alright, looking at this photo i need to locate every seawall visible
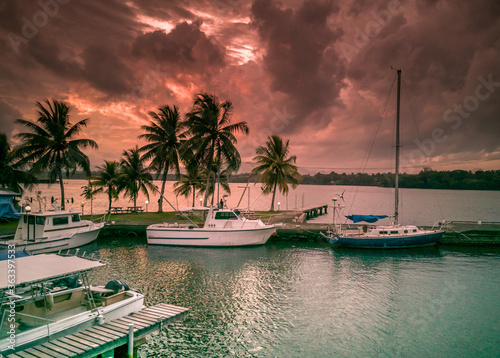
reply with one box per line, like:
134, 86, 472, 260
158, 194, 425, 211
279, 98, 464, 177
100, 221, 500, 246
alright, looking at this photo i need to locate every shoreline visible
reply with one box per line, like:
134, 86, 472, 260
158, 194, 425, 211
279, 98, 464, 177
2, 210, 499, 247
100, 222, 500, 246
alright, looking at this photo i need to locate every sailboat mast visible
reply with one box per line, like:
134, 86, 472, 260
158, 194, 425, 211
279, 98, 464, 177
395, 69, 401, 225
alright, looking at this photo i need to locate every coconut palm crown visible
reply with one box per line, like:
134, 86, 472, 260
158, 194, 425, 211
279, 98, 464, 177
15, 99, 98, 209
119, 146, 155, 208
185, 93, 249, 206
93, 160, 122, 212
251, 135, 302, 211
139, 105, 186, 212
0, 132, 36, 194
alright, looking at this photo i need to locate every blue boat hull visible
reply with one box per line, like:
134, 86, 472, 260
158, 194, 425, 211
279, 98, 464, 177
331, 231, 443, 249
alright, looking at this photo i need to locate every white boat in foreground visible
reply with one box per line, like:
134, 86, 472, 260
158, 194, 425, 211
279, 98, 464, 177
147, 207, 277, 246
0, 209, 105, 254
0, 253, 144, 354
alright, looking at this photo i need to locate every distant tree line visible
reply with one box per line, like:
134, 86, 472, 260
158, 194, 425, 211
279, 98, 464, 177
65, 169, 500, 191
299, 169, 500, 190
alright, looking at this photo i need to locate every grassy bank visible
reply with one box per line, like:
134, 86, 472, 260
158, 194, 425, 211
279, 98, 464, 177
0, 220, 18, 233
0, 210, 284, 236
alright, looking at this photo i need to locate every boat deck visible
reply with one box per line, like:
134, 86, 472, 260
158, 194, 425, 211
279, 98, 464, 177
5, 303, 189, 358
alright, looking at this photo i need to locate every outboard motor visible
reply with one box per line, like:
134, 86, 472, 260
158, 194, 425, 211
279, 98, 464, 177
104, 280, 130, 294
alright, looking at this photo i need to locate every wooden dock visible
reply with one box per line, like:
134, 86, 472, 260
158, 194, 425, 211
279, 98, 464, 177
5, 303, 189, 358
302, 205, 328, 219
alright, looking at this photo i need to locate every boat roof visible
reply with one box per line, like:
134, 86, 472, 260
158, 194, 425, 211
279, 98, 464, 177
0, 254, 104, 290
0, 189, 21, 196
20, 210, 82, 217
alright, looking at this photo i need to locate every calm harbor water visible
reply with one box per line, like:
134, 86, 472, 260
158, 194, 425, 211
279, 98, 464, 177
21, 179, 500, 225
82, 238, 500, 358
17, 180, 500, 356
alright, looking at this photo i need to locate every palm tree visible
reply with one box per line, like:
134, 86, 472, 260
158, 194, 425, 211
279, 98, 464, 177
185, 93, 249, 206
139, 105, 186, 212
251, 135, 302, 211
15, 100, 98, 209
93, 160, 122, 213
120, 146, 155, 208
199, 160, 233, 203
173, 165, 204, 207
80, 180, 96, 215
0, 132, 36, 193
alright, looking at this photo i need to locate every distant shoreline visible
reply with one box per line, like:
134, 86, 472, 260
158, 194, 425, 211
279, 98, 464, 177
34, 169, 500, 191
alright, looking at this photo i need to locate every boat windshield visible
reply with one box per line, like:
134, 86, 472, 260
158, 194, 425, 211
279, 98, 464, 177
214, 211, 238, 220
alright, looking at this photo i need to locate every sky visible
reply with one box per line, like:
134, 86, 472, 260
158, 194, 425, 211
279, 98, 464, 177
0, 0, 499, 175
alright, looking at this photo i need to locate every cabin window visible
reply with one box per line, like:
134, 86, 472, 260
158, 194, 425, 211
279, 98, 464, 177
379, 231, 387, 234
404, 230, 408, 234
215, 212, 238, 220
413, 229, 417, 233
72, 214, 80, 222
28, 216, 35, 225
53, 216, 69, 226
36, 216, 45, 225
23, 215, 28, 223
390, 231, 399, 234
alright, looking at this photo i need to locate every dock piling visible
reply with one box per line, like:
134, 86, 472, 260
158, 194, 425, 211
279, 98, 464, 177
128, 323, 134, 358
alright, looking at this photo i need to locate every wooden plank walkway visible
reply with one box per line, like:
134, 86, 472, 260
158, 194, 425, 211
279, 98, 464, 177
302, 205, 328, 219
6, 303, 189, 358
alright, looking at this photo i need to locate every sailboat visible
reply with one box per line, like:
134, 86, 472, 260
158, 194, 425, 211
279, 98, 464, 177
324, 69, 444, 248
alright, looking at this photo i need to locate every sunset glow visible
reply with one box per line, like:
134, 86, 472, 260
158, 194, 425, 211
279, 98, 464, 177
0, 0, 498, 174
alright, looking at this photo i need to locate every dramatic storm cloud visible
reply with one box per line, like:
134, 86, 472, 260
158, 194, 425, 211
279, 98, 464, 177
0, 0, 499, 173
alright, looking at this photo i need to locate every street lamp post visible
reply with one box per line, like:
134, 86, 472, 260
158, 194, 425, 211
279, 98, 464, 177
145, 200, 149, 212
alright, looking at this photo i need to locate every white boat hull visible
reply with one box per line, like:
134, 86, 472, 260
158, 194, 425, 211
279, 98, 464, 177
0, 223, 105, 254
0, 290, 144, 353
147, 226, 277, 246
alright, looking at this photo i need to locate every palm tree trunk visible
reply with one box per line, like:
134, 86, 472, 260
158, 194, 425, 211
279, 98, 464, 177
215, 147, 222, 207
270, 182, 277, 211
203, 145, 215, 207
108, 191, 112, 213
58, 167, 65, 210
192, 186, 195, 207
159, 163, 169, 212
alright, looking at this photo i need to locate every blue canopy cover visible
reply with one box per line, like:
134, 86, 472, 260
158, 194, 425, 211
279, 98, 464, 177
346, 215, 388, 223
0, 195, 20, 219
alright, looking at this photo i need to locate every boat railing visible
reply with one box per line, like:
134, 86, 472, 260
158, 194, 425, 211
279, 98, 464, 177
431, 221, 442, 231
92, 213, 109, 224
57, 248, 104, 263
0, 311, 54, 336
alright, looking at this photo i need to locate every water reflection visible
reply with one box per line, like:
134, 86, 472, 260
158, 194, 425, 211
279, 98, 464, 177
79, 240, 499, 357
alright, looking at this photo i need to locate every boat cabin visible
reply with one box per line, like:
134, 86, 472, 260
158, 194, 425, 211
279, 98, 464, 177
204, 208, 259, 229
345, 225, 422, 237
14, 211, 88, 242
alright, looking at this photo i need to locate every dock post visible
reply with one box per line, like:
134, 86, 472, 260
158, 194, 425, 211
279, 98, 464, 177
128, 323, 134, 358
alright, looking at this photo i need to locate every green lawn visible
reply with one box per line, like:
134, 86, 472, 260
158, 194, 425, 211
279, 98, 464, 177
0, 220, 18, 232
0, 210, 284, 235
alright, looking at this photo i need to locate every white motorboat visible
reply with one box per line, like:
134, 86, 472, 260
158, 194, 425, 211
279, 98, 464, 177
0, 209, 105, 254
147, 207, 277, 246
0, 253, 144, 354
